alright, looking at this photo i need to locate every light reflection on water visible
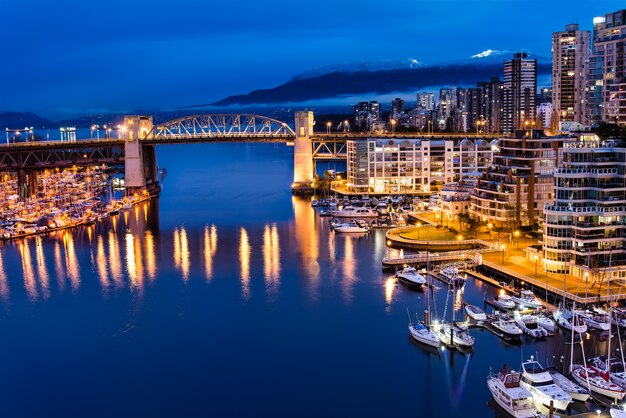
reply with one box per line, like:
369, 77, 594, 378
239, 227, 251, 300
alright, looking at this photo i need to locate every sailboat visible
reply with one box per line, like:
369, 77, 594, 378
407, 254, 440, 348
433, 278, 474, 348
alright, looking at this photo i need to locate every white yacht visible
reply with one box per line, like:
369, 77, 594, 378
520, 357, 572, 411
511, 290, 542, 309
533, 312, 556, 333
571, 365, 626, 400
548, 369, 590, 402
588, 356, 626, 390
439, 266, 465, 286
611, 405, 626, 418
491, 291, 516, 310
331, 206, 379, 218
487, 366, 537, 418
465, 305, 487, 321
577, 310, 611, 332
553, 306, 588, 333
491, 314, 523, 338
408, 321, 440, 348
434, 322, 475, 348
333, 220, 369, 233
514, 313, 549, 338
395, 267, 426, 288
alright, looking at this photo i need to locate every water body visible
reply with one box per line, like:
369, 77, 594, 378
0, 142, 621, 417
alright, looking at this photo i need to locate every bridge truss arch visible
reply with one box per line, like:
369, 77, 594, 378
148, 114, 295, 140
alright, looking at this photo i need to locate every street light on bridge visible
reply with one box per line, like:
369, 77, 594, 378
326, 122, 331, 135
390, 119, 397, 134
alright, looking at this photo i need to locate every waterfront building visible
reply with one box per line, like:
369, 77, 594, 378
543, 134, 626, 283
345, 138, 493, 194
416, 92, 435, 111
503, 53, 537, 134
470, 130, 575, 228
588, 9, 626, 126
552, 24, 590, 128
438, 182, 473, 221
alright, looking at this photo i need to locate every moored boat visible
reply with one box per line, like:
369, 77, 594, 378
487, 365, 537, 418
395, 267, 426, 288
491, 313, 523, 338
465, 304, 487, 321
491, 291, 516, 310
511, 290, 542, 309
514, 312, 549, 338
520, 357, 572, 411
548, 369, 590, 402
571, 365, 625, 401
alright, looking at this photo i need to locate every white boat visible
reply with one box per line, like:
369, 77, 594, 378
465, 305, 487, 321
487, 366, 537, 418
577, 310, 611, 332
571, 365, 626, 400
492, 314, 523, 338
511, 290, 543, 309
439, 266, 465, 286
434, 323, 475, 347
514, 313, 549, 338
491, 292, 516, 310
333, 220, 369, 233
375, 202, 389, 216
553, 306, 588, 333
520, 357, 572, 411
408, 321, 440, 348
534, 313, 556, 333
548, 369, 590, 402
331, 206, 379, 218
611, 405, 626, 418
588, 356, 626, 390
395, 267, 426, 287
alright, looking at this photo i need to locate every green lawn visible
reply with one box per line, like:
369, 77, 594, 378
399, 227, 460, 241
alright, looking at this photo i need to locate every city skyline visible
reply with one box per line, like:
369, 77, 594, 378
0, 0, 623, 119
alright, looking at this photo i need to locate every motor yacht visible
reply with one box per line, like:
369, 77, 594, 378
434, 322, 474, 348
395, 267, 426, 288
491, 313, 523, 338
331, 206, 379, 218
577, 310, 611, 332
514, 313, 549, 338
520, 357, 572, 411
333, 220, 369, 233
491, 291, 516, 310
465, 305, 487, 321
487, 366, 537, 418
511, 290, 542, 309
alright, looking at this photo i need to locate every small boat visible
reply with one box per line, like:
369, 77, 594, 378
395, 267, 426, 288
408, 321, 440, 348
514, 313, 549, 338
492, 313, 523, 338
520, 357, 572, 411
487, 365, 537, 418
439, 266, 465, 286
491, 291, 516, 310
553, 306, 588, 333
533, 312, 556, 333
434, 322, 475, 347
331, 206, 379, 218
465, 305, 487, 321
548, 369, 590, 402
511, 290, 543, 309
611, 405, 626, 418
571, 365, 626, 400
333, 220, 369, 233
577, 310, 611, 332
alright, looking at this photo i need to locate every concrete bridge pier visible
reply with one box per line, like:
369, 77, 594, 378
17, 169, 38, 201
123, 116, 159, 196
291, 111, 315, 195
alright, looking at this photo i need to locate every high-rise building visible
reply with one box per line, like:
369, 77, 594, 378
391, 98, 405, 119
416, 92, 435, 111
552, 24, 590, 128
353, 101, 381, 131
588, 10, 626, 125
437, 88, 456, 130
369, 101, 381, 124
477, 77, 504, 134
543, 135, 626, 280
470, 130, 575, 228
503, 53, 537, 134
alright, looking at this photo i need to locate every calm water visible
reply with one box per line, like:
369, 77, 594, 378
0, 143, 620, 417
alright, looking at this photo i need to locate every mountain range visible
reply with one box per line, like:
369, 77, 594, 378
208, 50, 551, 107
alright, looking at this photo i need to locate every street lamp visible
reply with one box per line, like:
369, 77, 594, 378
476, 119, 485, 138
534, 254, 539, 277
514, 230, 520, 249
391, 119, 396, 134
326, 122, 331, 134
487, 222, 493, 239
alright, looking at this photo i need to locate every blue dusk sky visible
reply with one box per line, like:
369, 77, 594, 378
0, 0, 623, 119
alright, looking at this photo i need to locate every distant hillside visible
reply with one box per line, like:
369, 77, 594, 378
212, 53, 551, 107
0, 111, 54, 129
